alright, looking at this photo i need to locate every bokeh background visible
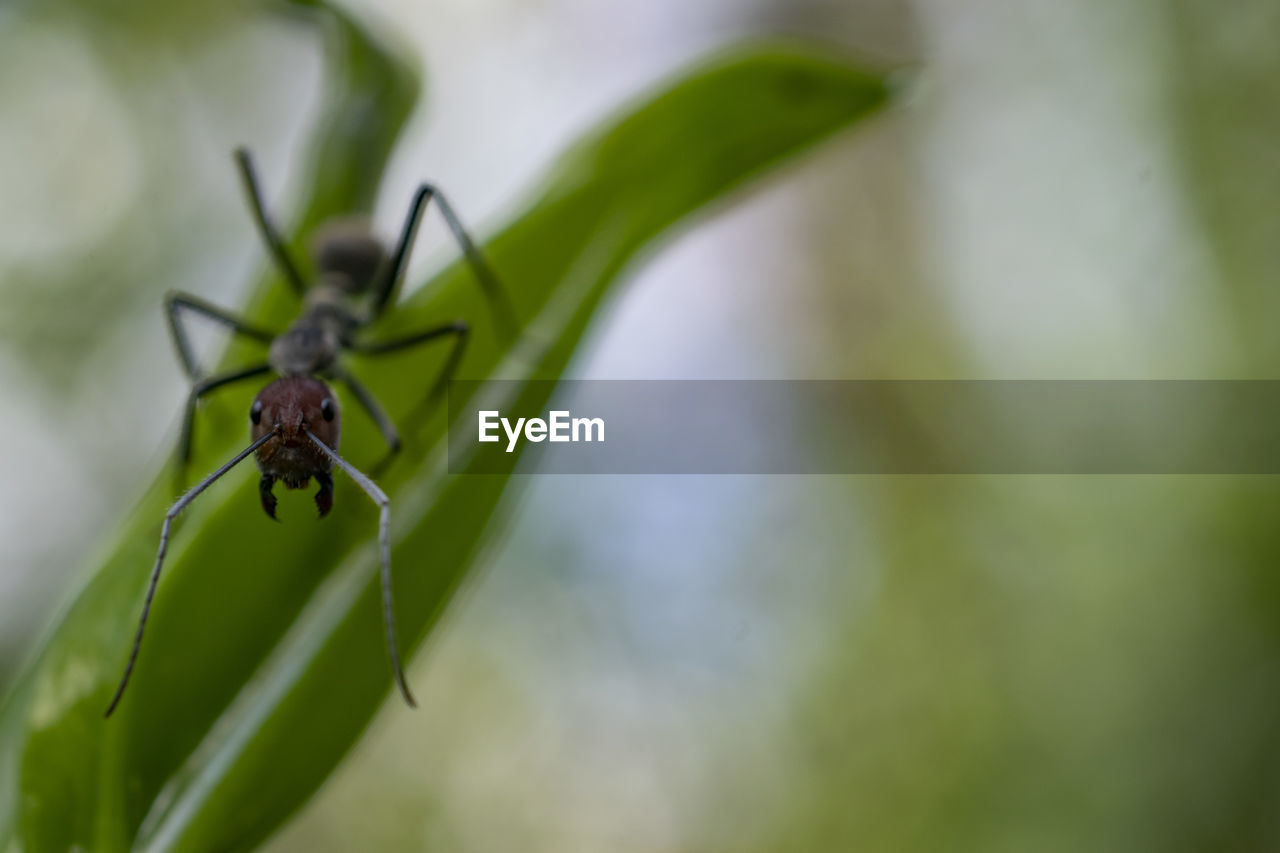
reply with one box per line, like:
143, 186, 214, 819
3, 0, 1280, 850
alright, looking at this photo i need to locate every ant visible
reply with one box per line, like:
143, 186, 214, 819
105, 148, 512, 718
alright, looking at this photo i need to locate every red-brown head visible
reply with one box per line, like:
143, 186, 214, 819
252, 376, 341, 517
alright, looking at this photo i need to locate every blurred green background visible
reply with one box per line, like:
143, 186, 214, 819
3, 0, 1280, 850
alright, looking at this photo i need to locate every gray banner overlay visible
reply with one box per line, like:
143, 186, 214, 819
445, 380, 1280, 474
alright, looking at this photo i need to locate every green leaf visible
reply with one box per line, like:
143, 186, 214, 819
0, 8, 888, 851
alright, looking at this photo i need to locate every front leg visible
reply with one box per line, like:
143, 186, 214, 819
336, 370, 401, 455
343, 321, 470, 459
178, 363, 273, 466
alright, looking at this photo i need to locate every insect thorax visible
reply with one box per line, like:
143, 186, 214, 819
268, 283, 361, 376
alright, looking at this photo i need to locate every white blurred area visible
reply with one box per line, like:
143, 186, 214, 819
0, 0, 1226, 850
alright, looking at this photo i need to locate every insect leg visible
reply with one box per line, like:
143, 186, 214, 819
372, 184, 515, 336
105, 429, 277, 717
234, 147, 308, 297
165, 291, 276, 381
304, 429, 417, 708
335, 369, 401, 455
178, 363, 273, 466
350, 320, 469, 412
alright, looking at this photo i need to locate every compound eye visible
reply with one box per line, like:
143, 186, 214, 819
321, 398, 336, 422
250, 400, 263, 425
